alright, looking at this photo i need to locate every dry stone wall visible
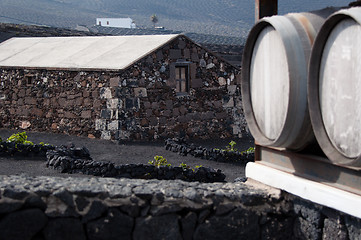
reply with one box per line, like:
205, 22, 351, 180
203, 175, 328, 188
0, 175, 360, 240
0, 36, 247, 141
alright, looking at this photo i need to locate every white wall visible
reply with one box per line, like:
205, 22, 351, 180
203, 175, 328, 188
96, 18, 136, 28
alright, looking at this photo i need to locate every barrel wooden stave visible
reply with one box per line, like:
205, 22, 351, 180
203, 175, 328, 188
308, 7, 361, 166
242, 8, 336, 150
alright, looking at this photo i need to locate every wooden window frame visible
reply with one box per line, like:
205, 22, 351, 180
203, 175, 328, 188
175, 62, 190, 96
24, 75, 35, 85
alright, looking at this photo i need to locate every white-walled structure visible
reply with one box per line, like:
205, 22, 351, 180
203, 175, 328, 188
96, 18, 136, 28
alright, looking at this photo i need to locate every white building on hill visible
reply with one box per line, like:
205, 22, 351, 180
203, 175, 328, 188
96, 18, 136, 28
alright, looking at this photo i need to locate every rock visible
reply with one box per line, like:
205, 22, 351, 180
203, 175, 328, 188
218, 77, 227, 86
206, 63, 215, 69
294, 200, 322, 224
150, 204, 183, 216
194, 208, 260, 240
120, 205, 140, 217
215, 203, 235, 216
261, 216, 294, 240
87, 208, 134, 240
3, 188, 29, 200
322, 218, 348, 240
88, 134, 96, 139
198, 209, 211, 223
181, 212, 197, 240
20, 120, 31, 129
82, 200, 107, 223
345, 215, 361, 240
43, 218, 86, 240
293, 217, 321, 240
24, 196, 47, 210
75, 196, 90, 212
0, 201, 23, 214
133, 214, 181, 240
0, 209, 47, 240
234, 177, 247, 183
53, 188, 74, 208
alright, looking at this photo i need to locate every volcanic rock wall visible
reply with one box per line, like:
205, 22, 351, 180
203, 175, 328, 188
0, 175, 360, 240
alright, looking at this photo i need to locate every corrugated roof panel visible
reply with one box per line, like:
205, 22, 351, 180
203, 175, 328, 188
0, 35, 180, 70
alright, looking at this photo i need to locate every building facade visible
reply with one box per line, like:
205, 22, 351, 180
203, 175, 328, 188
0, 35, 247, 141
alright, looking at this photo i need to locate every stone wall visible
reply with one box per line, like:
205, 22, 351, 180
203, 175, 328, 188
0, 175, 360, 240
0, 36, 247, 141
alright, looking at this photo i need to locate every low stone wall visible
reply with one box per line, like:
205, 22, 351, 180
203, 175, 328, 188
0, 141, 226, 183
0, 141, 54, 158
165, 137, 254, 163
46, 145, 226, 183
0, 175, 360, 240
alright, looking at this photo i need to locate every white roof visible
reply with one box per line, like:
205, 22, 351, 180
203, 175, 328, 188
0, 35, 180, 71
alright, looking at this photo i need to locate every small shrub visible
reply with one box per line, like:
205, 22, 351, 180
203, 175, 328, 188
39, 142, 50, 146
148, 155, 171, 167
214, 140, 238, 152
192, 165, 203, 172
241, 147, 255, 155
226, 140, 237, 152
179, 162, 190, 169
216, 141, 254, 154
6, 132, 33, 145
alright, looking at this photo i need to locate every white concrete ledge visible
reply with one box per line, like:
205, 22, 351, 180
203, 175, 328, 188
246, 162, 361, 219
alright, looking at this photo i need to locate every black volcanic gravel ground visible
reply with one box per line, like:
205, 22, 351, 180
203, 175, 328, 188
0, 129, 254, 182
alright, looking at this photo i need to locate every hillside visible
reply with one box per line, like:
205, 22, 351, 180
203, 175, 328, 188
0, 0, 252, 38
0, 0, 352, 40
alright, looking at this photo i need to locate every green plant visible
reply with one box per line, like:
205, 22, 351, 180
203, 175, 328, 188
6, 132, 33, 145
215, 140, 238, 152
192, 165, 203, 172
226, 140, 237, 152
241, 147, 255, 155
148, 155, 171, 167
179, 162, 190, 169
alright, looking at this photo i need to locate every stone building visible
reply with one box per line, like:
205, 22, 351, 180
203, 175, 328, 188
0, 34, 246, 141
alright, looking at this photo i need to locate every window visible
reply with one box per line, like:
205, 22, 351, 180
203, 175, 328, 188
24, 75, 34, 85
175, 66, 189, 94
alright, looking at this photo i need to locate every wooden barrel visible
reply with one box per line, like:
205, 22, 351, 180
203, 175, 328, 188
308, 7, 361, 166
241, 8, 338, 150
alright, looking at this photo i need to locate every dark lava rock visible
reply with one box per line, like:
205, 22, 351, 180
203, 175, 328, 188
193, 208, 260, 240
322, 218, 348, 240
0, 209, 48, 240
82, 201, 107, 223
133, 214, 181, 240
43, 218, 86, 240
87, 208, 134, 240
0, 201, 23, 214
293, 216, 321, 240
261, 216, 294, 240
181, 212, 197, 240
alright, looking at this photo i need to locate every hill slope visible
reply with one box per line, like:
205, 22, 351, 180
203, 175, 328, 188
0, 0, 352, 39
